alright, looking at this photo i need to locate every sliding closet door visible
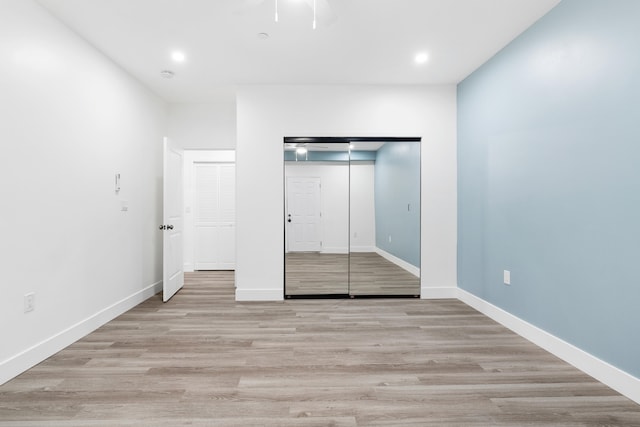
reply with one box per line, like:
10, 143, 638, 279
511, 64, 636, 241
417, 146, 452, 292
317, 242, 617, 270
284, 143, 350, 297
349, 141, 421, 296
284, 137, 421, 298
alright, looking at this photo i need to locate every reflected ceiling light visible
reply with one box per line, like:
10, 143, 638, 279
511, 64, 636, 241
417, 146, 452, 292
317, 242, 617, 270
171, 51, 186, 62
296, 147, 308, 155
415, 52, 429, 65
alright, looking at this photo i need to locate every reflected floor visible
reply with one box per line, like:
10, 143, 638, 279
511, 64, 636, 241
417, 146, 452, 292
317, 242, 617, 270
285, 252, 420, 296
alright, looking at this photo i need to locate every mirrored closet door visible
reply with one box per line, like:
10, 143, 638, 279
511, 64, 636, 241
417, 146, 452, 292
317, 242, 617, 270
284, 142, 350, 296
284, 137, 420, 298
348, 140, 421, 296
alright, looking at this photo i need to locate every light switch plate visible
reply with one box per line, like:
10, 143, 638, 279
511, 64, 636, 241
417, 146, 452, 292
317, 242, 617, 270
503, 270, 511, 285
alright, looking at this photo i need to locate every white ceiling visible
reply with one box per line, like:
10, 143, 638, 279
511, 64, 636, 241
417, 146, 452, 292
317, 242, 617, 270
36, 0, 560, 104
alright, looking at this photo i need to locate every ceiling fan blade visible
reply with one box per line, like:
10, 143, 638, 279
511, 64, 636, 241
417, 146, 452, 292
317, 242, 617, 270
301, 0, 338, 27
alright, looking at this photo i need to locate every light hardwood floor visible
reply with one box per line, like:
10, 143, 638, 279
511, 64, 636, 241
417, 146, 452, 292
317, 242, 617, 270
285, 252, 420, 296
1, 271, 639, 426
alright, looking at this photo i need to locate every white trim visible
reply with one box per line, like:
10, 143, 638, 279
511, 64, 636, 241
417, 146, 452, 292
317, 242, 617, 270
0, 280, 162, 386
375, 247, 420, 277
421, 286, 458, 299
183, 262, 195, 273
457, 289, 640, 406
235, 288, 284, 301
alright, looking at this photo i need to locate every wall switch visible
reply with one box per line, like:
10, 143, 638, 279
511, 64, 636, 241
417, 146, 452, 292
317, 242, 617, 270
388, 235, 392, 243
24, 292, 35, 313
503, 270, 511, 285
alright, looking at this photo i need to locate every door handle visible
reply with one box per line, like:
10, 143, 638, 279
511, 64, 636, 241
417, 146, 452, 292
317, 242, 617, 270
159, 225, 166, 230
287, 214, 291, 223
167, 225, 174, 230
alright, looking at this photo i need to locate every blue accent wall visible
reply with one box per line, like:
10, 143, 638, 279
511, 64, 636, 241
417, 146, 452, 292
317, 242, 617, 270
458, 0, 640, 377
375, 141, 420, 267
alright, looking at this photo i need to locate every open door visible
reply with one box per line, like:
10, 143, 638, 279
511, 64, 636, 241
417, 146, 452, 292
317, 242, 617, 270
162, 137, 184, 302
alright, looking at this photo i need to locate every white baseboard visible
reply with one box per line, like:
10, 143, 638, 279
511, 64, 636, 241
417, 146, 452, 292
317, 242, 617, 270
235, 288, 284, 301
457, 289, 640, 405
420, 286, 458, 299
375, 247, 420, 277
183, 262, 194, 273
349, 246, 376, 253
321, 246, 349, 254
0, 280, 162, 386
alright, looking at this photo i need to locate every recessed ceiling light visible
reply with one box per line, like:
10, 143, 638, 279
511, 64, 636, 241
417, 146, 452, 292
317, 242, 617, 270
160, 70, 175, 79
257, 32, 270, 40
296, 147, 308, 155
171, 51, 186, 62
415, 52, 429, 65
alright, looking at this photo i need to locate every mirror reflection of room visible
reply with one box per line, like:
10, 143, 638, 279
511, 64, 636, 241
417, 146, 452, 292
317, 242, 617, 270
349, 140, 420, 296
284, 142, 350, 296
284, 138, 420, 298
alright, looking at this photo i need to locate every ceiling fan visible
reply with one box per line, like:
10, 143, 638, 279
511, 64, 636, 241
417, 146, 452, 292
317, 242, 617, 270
235, 0, 338, 28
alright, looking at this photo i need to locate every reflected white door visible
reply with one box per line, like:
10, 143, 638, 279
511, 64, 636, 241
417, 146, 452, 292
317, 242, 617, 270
286, 176, 321, 252
194, 163, 235, 270
163, 137, 184, 302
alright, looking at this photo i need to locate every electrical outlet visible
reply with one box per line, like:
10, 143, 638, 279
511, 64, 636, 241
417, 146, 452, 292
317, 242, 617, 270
503, 270, 511, 285
24, 293, 35, 313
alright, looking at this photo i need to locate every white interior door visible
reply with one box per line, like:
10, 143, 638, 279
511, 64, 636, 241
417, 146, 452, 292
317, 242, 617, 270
194, 163, 235, 270
163, 137, 184, 302
286, 176, 322, 252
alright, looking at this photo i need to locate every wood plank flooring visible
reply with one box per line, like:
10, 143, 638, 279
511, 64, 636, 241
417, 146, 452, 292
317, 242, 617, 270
1, 271, 639, 426
285, 252, 420, 296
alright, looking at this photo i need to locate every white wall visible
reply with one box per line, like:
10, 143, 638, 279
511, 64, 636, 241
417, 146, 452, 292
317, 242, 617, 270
183, 150, 236, 272
236, 85, 457, 300
0, 0, 166, 384
168, 102, 236, 149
